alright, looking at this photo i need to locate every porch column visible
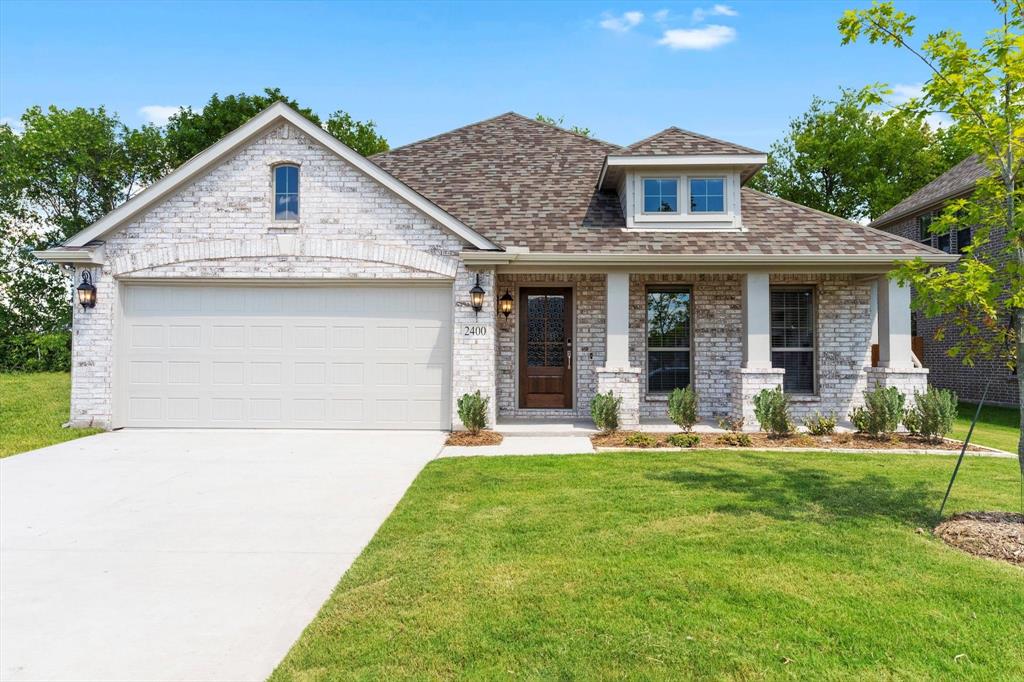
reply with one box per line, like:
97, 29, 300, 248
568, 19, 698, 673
866, 275, 927, 417
731, 272, 783, 431
876, 276, 913, 368
741, 272, 772, 369
596, 271, 640, 427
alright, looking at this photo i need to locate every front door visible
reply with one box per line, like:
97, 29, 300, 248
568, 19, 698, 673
519, 288, 573, 408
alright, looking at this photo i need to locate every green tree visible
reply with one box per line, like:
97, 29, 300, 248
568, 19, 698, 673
325, 110, 389, 156
839, 0, 1023, 472
535, 113, 591, 137
750, 87, 960, 221
0, 106, 167, 370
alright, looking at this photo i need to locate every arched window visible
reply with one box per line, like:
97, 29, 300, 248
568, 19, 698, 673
274, 164, 299, 220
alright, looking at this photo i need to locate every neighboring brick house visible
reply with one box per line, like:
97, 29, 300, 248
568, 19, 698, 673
37, 103, 954, 431
871, 155, 1018, 407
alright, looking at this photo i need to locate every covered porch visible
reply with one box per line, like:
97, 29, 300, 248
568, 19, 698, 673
468, 252, 927, 432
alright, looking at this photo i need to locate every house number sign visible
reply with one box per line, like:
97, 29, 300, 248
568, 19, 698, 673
463, 325, 488, 336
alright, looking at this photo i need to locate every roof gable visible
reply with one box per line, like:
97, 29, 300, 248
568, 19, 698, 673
63, 102, 498, 250
622, 127, 763, 156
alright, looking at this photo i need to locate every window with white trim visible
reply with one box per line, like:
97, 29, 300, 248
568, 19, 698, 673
642, 178, 679, 214
646, 287, 691, 393
689, 177, 725, 213
770, 287, 815, 394
274, 164, 299, 220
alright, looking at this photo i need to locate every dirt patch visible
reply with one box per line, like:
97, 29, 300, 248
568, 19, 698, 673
935, 512, 1024, 566
591, 431, 987, 452
445, 431, 503, 446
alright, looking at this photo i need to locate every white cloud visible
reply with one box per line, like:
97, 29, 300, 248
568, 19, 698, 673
653, 9, 670, 23
692, 4, 738, 23
658, 24, 736, 50
0, 116, 23, 133
138, 105, 182, 126
600, 10, 644, 32
885, 83, 949, 129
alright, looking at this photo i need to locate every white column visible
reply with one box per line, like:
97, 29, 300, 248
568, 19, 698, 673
605, 271, 631, 369
877, 275, 914, 368
741, 272, 772, 369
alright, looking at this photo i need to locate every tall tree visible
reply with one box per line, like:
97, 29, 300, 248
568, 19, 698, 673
325, 110, 389, 156
750, 87, 961, 221
839, 0, 1023, 473
0, 106, 167, 370
535, 113, 591, 137
164, 88, 389, 164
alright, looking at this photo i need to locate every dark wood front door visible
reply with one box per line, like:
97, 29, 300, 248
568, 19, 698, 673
519, 288, 573, 409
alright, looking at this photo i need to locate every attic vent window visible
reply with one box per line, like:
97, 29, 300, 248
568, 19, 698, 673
274, 164, 299, 221
642, 178, 679, 213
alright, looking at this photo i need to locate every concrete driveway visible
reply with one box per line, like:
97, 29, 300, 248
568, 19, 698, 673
0, 429, 443, 682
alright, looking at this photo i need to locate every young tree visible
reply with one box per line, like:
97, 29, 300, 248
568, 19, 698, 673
839, 0, 1023, 471
750, 87, 961, 221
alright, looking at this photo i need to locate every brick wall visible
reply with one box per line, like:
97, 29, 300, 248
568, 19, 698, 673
69, 122, 494, 428
878, 211, 1018, 406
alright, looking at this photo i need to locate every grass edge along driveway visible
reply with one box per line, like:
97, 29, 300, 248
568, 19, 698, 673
0, 372, 102, 458
272, 449, 1024, 681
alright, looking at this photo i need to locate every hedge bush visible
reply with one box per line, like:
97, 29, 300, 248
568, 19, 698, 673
456, 391, 489, 435
850, 386, 905, 438
667, 432, 700, 448
804, 411, 837, 436
753, 386, 794, 436
590, 391, 622, 433
904, 387, 958, 443
667, 386, 699, 432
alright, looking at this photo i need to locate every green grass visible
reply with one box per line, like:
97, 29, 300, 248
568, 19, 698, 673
952, 402, 1020, 453
0, 372, 102, 458
273, 450, 1024, 681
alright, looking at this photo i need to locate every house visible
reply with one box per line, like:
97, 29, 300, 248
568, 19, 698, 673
871, 154, 1018, 407
36, 103, 955, 431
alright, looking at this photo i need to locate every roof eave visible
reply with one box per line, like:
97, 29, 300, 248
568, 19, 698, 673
598, 153, 768, 190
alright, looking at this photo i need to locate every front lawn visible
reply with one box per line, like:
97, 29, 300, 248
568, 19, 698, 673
952, 402, 1020, 453
273, 450, 1023, 681
0, 372, 102, 458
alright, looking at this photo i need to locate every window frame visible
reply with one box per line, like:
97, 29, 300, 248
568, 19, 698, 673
640, 176, 682, 216
272, 163, 300, 222
917, 212, 934, 246
956, 226, 972, 254
688, 176, 727, 215
644, 285, 693, 395
769, 285, 817, 396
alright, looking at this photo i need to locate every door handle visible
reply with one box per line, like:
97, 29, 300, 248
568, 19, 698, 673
566, 338, 573, 370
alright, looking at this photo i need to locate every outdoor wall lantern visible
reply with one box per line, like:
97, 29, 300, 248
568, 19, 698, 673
469, 273, 486, 315
499, 289, 514, 318
77, 270, 97, 311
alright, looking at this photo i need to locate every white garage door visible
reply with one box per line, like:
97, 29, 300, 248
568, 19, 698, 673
118, 284, 452, 429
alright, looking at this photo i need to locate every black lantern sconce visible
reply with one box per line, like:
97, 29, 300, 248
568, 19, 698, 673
469, 273, 486, 315
77, 270, 97, 311
499, 289, 514, 318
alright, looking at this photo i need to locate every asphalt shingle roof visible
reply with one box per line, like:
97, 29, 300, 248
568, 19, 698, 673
871, 154, 988, 228
621, 127, 763, 156
372, 112, 945, 259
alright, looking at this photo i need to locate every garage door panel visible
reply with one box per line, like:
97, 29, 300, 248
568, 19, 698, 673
120, 285, 451, 429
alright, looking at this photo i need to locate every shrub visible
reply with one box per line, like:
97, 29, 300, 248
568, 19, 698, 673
667, 386, 698, 432
590, 391, 622, 433
667, 432, 700, 448
717, 432, 753, 447
904, 387, 958, 443
456, 391, 489, 435
753, 387, 794, 436
624, 432, 658, 448
850, 386, 905, 438
804, 411, 837, 436
717, 416, 744, 433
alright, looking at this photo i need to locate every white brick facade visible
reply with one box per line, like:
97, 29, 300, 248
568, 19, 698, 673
68, 123, 495, 429
64, 121, 907, 434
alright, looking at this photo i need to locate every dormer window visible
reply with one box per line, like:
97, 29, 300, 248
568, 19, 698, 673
689, 177, 725, 213
642, 178, 679, 214
274, 164, 299, 221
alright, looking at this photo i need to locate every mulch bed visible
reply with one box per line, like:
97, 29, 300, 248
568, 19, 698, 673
591, 431, 986, 452
445, 430, 503, 446
934, 512, 1024, 566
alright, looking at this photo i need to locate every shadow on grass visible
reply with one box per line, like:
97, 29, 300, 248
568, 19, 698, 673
646, 456, 936, 526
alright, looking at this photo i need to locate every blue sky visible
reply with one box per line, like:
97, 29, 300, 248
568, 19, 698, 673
0, 1, 992, 150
